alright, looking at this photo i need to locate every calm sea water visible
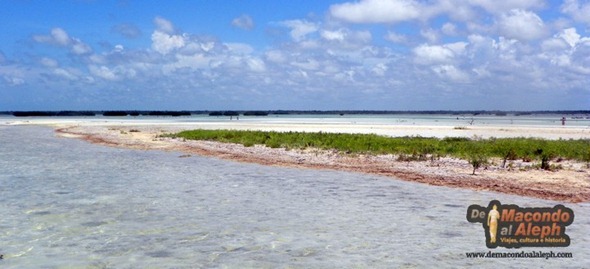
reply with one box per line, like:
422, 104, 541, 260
1, 113, 589, 127
1, 126, 588, 268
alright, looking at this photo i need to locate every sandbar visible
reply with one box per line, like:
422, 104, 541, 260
4, 118, 590, 202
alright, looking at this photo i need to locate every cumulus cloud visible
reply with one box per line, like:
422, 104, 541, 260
112, 23, 142, 39
321, 29, 346, 41
151, 31, 186, 54
561, 0, 590, 25
470, 0, 545, 14
11, 8, 590, 110
33, 28, 70, 46
432, 64, 469, 82
246, 57, 266, 72
33, 28, 92, 54
151, 17, 186, 54
420, 28, 439, 43
231, 14, 255, 30
330, 0, 421, 23
71, 38, 92, 55
540, 27, 590, 76
413, 42, 467, 64
496, 9, 546, 41
559, 28, 584, 47
280, 20, 319, 41
319, 28, 372, 49
54, 68, 79, 80
441, 23, 458, 36
88, 65, 136, 81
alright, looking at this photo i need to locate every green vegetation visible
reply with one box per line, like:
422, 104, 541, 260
167, 129, 590, 170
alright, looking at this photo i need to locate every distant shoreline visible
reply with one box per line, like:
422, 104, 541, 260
2, 109, 590, 118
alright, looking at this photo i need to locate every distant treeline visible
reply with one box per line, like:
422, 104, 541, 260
8, 111, 194, 117
3, 110, 590, 117
102, 111, 192, 117
12, 111, 97, 117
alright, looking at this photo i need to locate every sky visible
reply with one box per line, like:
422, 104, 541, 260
1, 0, 589, 111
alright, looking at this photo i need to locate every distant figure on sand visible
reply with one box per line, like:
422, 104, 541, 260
561, 117, 566, 126
487, 205, 500, 244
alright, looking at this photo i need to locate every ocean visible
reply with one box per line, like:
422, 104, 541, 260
0, 125, 588, 268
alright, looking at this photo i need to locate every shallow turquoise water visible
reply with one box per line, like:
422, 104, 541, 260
0, 126, 588, 268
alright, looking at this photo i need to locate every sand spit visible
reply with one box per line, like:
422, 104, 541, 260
52, 124, 590, 203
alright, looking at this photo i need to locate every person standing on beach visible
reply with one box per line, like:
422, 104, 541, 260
487, 205, 500, 244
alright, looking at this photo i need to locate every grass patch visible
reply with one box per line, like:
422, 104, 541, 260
166, 129, 590, 164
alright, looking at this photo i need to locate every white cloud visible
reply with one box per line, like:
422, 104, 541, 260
330, 0, 421, 23
540, 27, 590, 76
88, 65, 136, 81
265, 50, 287, 63
321, 29, 346, 41
33, 28, 70, 46
246, 57, 266, 72
232, 14, 255, 30
413, 42, 467, 64
291, 59, 320, 70
384, 31, 407, 43
426, 0, 476, 21
541, 38, 568, 52
11, 11, 590, 110
496, 9, 546, 41
88, 65, 119, 81
71, 38, 92, 55
40, 57, 58, 67
432, 64, 469, 82
558, 27, 585, 47
420, 28, 439, 43
561, 0, 590, 25
54, 68, 78, 80
225, 43, 254, 54
51, 28, 70, 46
151, 31, 186, 55
150, 16, 186, 55
154, 16, 176, 34
114, 45, 125, 52
470, 0, 544, 14
372, 63, 388, 76
200, 42, 215, 52
163, 53, 211, 73
441, 23, 458, 36
319, 28, 372, 49
3, 76, 25, 86
280, 20, 319, 41
33, 28, 92, 54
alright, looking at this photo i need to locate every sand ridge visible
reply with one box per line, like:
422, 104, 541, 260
52, 124, 590, 203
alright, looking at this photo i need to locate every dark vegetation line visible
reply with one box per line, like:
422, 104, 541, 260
169, 129, 590, 174
3, 110, 590, 117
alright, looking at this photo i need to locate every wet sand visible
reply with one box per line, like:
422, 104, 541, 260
40, 121, 590, 203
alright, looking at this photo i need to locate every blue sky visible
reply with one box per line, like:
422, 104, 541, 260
1, 0, 589, 110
